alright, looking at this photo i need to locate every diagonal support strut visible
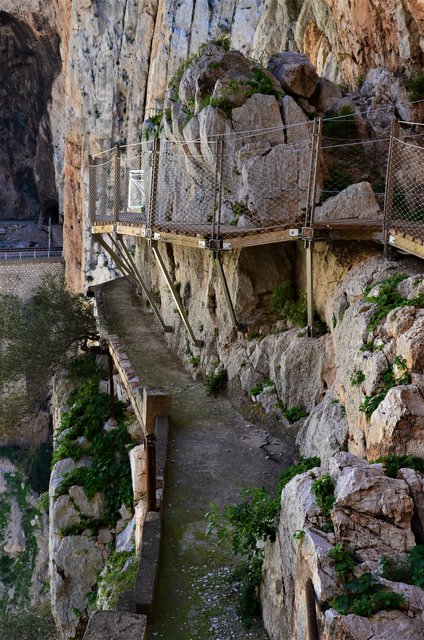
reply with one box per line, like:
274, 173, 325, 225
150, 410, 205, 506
214, 251, 238, 330
95, 234, 173, 334
151, 241, 204, 348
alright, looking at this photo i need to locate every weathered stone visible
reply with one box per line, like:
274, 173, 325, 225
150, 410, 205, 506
281, 95, 312, 143
367, 385, 424, 458
396, 317, 424, 371
51, 536, 105, 640
82, 611, 146, 640
384, 306, 416, 339
116, 516, 136, 553
68, 486, 105, 519
332, 454, 415, 561
130, 445, 146, 502
398, 468, 424, 542
323, 607, 424, 640
314, 77, 342, 113
51, 494, 80, 531
2, 498, 25, 556
296, 394, 348, 465
268, 51, 318, 98
49, 458, 76, 497
315, 182, 382, 221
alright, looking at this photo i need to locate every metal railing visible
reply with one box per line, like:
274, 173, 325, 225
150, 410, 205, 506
384, 120, 424, 244
89, 117, 424, 253
0, 248, 63, 260
89, 123, 316, 240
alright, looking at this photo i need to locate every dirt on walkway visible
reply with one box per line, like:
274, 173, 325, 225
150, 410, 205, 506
101, 278, 295, 640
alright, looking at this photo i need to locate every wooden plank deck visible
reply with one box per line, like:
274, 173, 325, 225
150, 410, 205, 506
91, 217, 424, 259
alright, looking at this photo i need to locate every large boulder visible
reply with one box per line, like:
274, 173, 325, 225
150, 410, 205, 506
268, 51, 319, 98
315, 181, 382, 221
330, 454, 415, 561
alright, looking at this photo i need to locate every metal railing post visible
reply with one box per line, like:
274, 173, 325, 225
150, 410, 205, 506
304, 118, 322, 337
147, 137, 160, 236
383, 117, 400, 258
216, 138, 224, 240
88, 156, 95, 222
114, 145, 121, 224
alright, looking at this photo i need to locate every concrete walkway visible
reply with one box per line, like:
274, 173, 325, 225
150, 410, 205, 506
102, 279, 294, 640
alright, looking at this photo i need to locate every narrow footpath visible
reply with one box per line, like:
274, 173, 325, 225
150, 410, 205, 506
102, 279, 294, 640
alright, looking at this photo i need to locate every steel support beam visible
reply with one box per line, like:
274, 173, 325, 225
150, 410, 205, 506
95, 235, 173, 334
383, 117, 400, 258
151, 241, 204, 348
214, 251, 238, 330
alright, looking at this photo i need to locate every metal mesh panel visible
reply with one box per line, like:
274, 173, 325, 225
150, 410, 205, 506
219, 125, 313, 237
319, 138, 389, 219
118, 145, 150, 226
89, 150, 116, 224
388, 137, 424, 242
152, 141, 218, 236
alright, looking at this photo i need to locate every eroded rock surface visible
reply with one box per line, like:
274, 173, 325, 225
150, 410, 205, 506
262, 452, 424, 640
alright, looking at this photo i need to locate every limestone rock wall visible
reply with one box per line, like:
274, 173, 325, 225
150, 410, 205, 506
261, 452, 424, 640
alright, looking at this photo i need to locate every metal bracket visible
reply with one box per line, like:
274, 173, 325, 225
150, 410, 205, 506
289, 228, 300, 237
301, 227, 314, 240
389, 234, 396, 244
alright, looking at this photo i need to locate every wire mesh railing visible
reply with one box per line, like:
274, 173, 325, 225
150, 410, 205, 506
386, 135, 424, 243
89, 117, 424, 253
89, 125, 316, 238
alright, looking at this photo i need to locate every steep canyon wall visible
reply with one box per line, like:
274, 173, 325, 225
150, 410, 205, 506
3, 0, 423, 287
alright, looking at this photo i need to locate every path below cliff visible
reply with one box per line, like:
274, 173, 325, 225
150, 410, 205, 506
101, 278, 294, 640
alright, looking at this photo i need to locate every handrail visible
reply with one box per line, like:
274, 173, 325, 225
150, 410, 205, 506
0, 248, 63, 260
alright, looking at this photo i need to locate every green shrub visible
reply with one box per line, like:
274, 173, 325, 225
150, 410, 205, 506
277, 402, 309, 423
359, 356, 411, 419
206, 457, 320, 625
323, 105, 357, 139
204, 368, 227, 396
405, 73, 424, 102
94, 549, 138, 609
311, 474, 335, 525
330, 572, 405, 617
328, 544, 355, 580
350, 370, 365, 386
54, 376, 134, 531
364, 273, 424, 331
377, 454, 424, 478
250, 378, 274, 397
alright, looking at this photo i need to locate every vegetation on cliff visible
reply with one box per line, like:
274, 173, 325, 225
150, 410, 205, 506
0, 274, 97, 435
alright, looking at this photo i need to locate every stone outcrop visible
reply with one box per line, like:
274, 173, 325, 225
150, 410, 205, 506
261, 452, 424, 640
0, 456, 50, 611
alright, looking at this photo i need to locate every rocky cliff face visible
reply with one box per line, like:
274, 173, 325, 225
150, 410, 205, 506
0, 2, 62, 222
3, 0, 424, 284
261, 452, 424, 640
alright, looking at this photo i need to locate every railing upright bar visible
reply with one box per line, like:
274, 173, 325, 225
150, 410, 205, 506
212, 141, 220, 239
114, 145, 121, 224
304, 118, 322, 337
147, 137, 160, 236
88, 156, 95, 222
383, 117, 400, 256
216, 139, 224, 240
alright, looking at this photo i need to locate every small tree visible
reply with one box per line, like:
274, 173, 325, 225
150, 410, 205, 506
0, 273, 98, 434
